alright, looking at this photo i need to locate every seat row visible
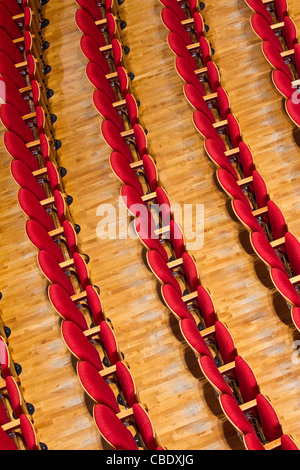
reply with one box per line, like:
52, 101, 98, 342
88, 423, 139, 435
75, 0, 299, 450
245, 0, 300, 128
158, 0, 300, 333
0, 0, 53, 450
0, 0, 164, 451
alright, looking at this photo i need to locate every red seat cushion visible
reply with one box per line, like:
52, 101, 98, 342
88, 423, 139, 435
101, 120, 133, 162
184, 83, 215, 123
219, 393, 256, 435
100, 321, 120, 365
77, 361, 120, 412
11, 160, 48, 201
250, 231, 286, 272
4, 131, 40, 171
285, 232, 300, 275
76, 0, 103, 21
179, 318, 214, 359
38, 250, 75, 296
193, 110, 227, 151
239, 141, 255, 178
256, 394, 282, 442
252, 170, 269, 209
81, 36, 111, 75
48, 283, 89, 330
86, 285, 105, 326
235, 355, 260, 402
94, 404, 138, 450
267, 200, 287, 240
243, 432, 266, 450
270, 268, 300, 307
18, 188, 55, 232
110, 152, 144, 196
26, 219, 65, 263
251, 13, 283, 52
262, 40, 293, 80
197, 285, 217, 327
133, 403, 158, 450
291, 307, 300, 332
116, 361, 138, 407
147, 250, 182, 295
272, 69, 294, 99
204, 139, 239, 179
216, 169, 252, 209
62, 320, 103, 370
6, 376, 22, 419
199, 355, 235, 397
20, 414, 38, 450
162, 284, 198, 322
0, 427, 18, 450
280, 434, 299, 450
232, 199, 266, 235
215, 321, 237, 364
75, 9, 106, 47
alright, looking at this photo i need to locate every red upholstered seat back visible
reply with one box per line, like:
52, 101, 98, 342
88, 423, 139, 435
179, 318, 214, 358
48, 283, 88, 330
162, 284, 197, 322
38, 250, 75, 296
26, 219, 65, 263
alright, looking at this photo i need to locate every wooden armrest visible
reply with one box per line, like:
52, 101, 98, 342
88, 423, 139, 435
22, 112, 36, 121
121, 129, 135, 138
203, 92, 218, 102
264, 438, 282, 450
99, 44, 113, 53
224, 147, 240, 157
252, 206, 268, 217
2, 419, 21, 433
32, 167, 48, 177
290, 274, 300, 285
112, 99, 126, 108
99, 365, 117, 377
292, 79, 300, 87
270, 237, 285, 248
237, 176, 253, 186
130, 160, 144, 170
105, 71, 118, 80
186, 42, 200, 51
270, 21, 284, 30
218, 361, 236, 374
48, 227, 64, 238
280, 49, 294, 58
95, 16, 117, 26
154, 225, 170, 237
141, 191, 157, 203
26, 139, 41, 149
194, 67, 208, 76
83, 325, 101, 338
182, 290, 198, 303
200, 325, 216, 339
71, 291, 87, 302
167, 258, 183, 269
240, 399, 257, 412
59, 259, 74, 270
212, 119, 228, 130
181, 18, 195, 26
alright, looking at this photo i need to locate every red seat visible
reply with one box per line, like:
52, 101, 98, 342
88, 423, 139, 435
25, 219, 65, 263
272, 70, 295, 99
161, 284, 198, 322
285, 232, 300, 276
250, 13, 283, 52
199, 355, 235, 397
231, 199, 266, 235
262, 41, 294, 80
270, 267, 300, 307
179, 318, 214, 358
250, 231, 287, 272
48, 283, 89, 330
216, 169, 252, 209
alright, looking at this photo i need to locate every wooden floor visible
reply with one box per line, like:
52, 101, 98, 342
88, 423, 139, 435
0, 0, 300, 451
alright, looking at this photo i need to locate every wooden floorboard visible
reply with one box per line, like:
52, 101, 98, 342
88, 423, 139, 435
0, 0, 299, 450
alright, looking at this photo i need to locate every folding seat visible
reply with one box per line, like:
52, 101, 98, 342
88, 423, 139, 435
184, 83, 216, 122
75, 8, 109, 48
101, 120, 147, 163
0, 4, 26, 40
0, 76, 31, 115
1, 413, 43, 450
198, 355, 236, 397
179, 318, 215, 359
282, 16, 298, 51
0, 375, 34, 419
193, 110, 242, 150
10, 159, 49, 200
216, 169, 253, 209
245, 0, 274, 24
0, 51, 28, 89
76, 0, 105, 21
0, 28, 25, 64
78, 360, 140, 409
86, 61, 119, 102
285, 232, 300, 276
0, 425, 18, 450
280, 434, 299, 450
219, 393, 257, 437
243, 432, 299, 450
243, 432, 266, 450
37, 250, 76, 295
285, 98, 300, 128
203, 138, 239, 179
251, 393, 283, 443
25, 219, 67, 265
262, 41, 294, 80
61, 320, 122, 369
250, 13, 283, 52
18, 188, 56, 232
168, 31, 211, 70
272, 70, 297, 99
0, 0, 23, 16
134, 213, 171, 262
93, 404, 139, 450
93, 90, 138, 131
80, 35, 111, 75
77, 361, 121, 413
146, 250, 183, 295
231, 199, 266, 235
159, 0, 188, 21
175, 56, 207, 96
49, 283, 106, 327
250, 231, 287, 273
266, 200, 288, 241
270, 267, 300, 307
232, 355, 260, 404
161, 7, 205, 43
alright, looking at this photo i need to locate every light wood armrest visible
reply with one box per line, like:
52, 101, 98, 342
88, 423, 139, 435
270, 237, 285, 248
32, 167, 48, 177
99, 365, 117, 377
141, 191, 157, 203
181, 18, 194, 26
99, 44, 113, 53
121, 129, 135, 138
292, 79, 300, 87
203, 92, 218, 102
280, 49, 294, 58
154, 225, 170, 237
218, 361, 236, 374
264, 438, 282, 450
2, 419, 21, 433
237, 176, 253, 186
59, 259, 74, 270
49, 227, 64, 237
270, 21, 284, 30
112, 99, 126, 108
194, 67, 208, 76
186, 42, 200, 51
212, 119, 228, 130
71, 291, 87, 302
200, 325, 216, 338
290, 274, 300, 285
26, 139, 41, 149
22, 112, 36, 121
83, 325, 101, 338
105, 71, 118, 80
130, 160, 144, 170
240, 399, 257, 412
224, 147, 240, 157
167, 258, 183, 269
252, 206, 268, 217
182, 290, 198, 303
